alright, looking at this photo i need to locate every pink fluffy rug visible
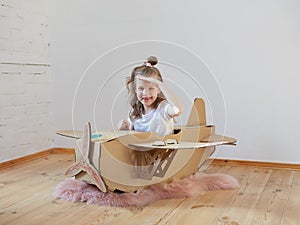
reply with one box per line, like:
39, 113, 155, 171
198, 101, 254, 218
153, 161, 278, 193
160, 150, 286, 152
53, 172, 239, 207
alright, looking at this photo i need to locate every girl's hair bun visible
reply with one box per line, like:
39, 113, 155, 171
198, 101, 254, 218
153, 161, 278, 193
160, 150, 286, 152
147, 56, 158, 66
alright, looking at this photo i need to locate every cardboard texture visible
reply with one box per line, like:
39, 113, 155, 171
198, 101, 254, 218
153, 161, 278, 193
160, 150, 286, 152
57, 98, 236, 192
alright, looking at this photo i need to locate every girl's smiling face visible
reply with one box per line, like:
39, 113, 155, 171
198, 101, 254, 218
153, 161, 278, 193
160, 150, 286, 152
135, 78, 161, 111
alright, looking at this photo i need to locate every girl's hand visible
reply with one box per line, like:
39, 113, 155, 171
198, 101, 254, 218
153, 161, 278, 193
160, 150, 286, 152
137, 75, 184, 116
118, 119, 130, 130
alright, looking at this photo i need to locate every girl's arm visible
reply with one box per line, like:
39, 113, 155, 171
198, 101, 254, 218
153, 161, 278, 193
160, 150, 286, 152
138, 76, 184, 116
117, 119, 134, 130
118, 119, 130, 130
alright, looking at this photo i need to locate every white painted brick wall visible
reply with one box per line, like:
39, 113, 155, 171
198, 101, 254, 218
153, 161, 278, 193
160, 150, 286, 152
0, 0, 53, 162
0, 1, 50, 63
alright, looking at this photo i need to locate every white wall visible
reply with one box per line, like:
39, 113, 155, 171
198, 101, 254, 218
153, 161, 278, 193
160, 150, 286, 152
49, 0, 300, 164
0, 1, 54, 162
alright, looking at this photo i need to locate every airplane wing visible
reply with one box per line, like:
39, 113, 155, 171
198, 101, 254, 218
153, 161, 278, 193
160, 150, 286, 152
128, 140, 229, 151
56, 130, 83, 139
201, 134, 236, 144
56, 130, 139, 141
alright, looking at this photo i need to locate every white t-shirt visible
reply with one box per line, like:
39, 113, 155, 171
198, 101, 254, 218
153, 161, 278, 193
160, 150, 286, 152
130, 100, 179, 136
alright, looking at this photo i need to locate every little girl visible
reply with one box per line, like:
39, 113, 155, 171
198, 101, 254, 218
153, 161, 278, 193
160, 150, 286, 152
118, 56, 183, 136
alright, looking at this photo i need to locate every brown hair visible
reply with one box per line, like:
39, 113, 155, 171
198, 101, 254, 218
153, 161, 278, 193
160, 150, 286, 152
126, 56, 165, 120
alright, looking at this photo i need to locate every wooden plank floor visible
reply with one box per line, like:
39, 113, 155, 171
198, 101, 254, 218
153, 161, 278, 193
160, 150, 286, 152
1, 153, 300, 225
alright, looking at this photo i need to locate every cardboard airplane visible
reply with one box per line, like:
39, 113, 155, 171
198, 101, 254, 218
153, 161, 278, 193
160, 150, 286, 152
57, 98, 236, 192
